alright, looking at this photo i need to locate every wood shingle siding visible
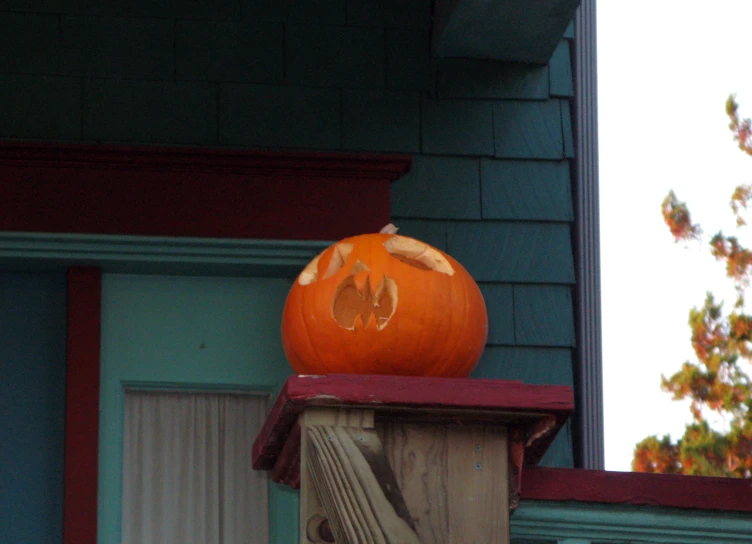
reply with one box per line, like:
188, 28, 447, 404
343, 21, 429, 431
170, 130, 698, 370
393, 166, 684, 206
481, 160, 574, 221
0, 0, 578, 474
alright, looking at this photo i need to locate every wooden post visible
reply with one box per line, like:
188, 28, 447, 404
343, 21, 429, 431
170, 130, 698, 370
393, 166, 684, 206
253, 375, 573, 544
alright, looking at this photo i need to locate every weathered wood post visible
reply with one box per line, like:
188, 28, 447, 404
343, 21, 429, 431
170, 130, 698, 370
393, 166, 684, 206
253, 374, 573, 544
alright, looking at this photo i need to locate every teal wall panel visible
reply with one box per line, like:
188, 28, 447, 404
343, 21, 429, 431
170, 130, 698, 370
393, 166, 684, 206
422, 99, 495, 155
286, 25, 384, 88
0, 73, 81, 140
481, 160, 574, 221
60, 16, 174, 79
0, 12, 61, 73
3, 0, 61, 12
563, 21, 575, 38
175, 21, 283, 82
56, 0, 240, 19
0, 273, 67, 543
514, 285, 576, 346
550, 41, 574, 98
493, 100, 564, 159
219, 84, 340, 148
346, 0, 432, 29
99, 274, 297, 544
447, 222, 576, 283
473, 346, 573, 386
240, 0, 286, 21
342, 90, 420, 152
385, 30, 435, 91
282, 0, 346, 24
392, 220, 448, 252
391, 156, 481, 219
83, 79, 217, 145
437, 60, 549, 99
562, 101, 575, 158
479, 283, 515, 345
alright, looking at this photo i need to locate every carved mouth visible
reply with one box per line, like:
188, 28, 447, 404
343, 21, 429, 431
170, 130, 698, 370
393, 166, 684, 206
332, 272, 397, 331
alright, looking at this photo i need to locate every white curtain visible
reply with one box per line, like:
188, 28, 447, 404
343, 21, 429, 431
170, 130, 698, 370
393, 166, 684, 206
122, 390, 269, 544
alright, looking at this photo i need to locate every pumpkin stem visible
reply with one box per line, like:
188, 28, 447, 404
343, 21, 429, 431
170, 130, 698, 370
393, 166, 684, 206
379, 223, 399, 234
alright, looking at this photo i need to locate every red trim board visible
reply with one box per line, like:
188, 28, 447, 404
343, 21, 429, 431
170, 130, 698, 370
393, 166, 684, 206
0, 142, 411, 241
522, 466, 752, 513
63, 267, 101, 544
252, 374, 574, 485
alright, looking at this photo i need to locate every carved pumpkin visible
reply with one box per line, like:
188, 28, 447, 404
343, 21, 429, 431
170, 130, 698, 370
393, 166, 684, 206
281, 232, 488, 377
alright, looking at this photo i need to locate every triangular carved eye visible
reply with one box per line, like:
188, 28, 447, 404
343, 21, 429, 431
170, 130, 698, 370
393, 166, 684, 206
298, 243, 354, 285
383, 236, 454, 275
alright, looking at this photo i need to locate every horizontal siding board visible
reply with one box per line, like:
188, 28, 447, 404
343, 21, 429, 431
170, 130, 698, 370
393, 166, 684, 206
0, 74, 81, 140
1, 0, 62, 11
563, 20, 575, 38
549, 40, 574, 98
562, 100, 575, 158
472, 346, 573, 385
514, 285, 575, 347
83, 80, 216, 145
479, 283, 514, 345
437, 60, 549, 100
493, 100, 563, 159
240, 0, 286, 21
0, 12, 62, 74
286, 25, 384, 88
282, 0, 346, 24
447, 222, 575, 284
342, 90, 420, 152
391, 156, 481, 219
422, 99, 494, 156
62, 0, 240, 19
539, 420, 574, 467
170, 0, 242, 20
219, 84, 340, 149
385, 30, 435, 92
481, 159, 574, 221
346, 0, 431, 29
390, 220, 447, 252
175, 21, 283, 83
60, 16, 174, 79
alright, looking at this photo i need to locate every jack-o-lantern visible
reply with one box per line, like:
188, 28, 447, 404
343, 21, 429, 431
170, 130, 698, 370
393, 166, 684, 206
281, 230, 487, 377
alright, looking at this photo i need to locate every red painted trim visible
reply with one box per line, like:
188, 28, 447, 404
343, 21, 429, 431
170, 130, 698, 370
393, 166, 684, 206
0, 141, 411, 241
271, 422, 301, 489
252, 374, 574, 482
63, 267, 102, 544
522, 467, 752, 513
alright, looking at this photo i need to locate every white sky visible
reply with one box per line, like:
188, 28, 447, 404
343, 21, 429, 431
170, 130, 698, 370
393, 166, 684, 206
598, 1, 752, 471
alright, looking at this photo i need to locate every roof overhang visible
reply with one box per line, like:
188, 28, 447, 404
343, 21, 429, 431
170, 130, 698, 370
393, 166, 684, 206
432, 0, 582, 63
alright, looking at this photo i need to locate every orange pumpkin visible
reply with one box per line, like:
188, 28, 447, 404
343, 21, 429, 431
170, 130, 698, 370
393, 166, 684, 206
281, 232, 487, 377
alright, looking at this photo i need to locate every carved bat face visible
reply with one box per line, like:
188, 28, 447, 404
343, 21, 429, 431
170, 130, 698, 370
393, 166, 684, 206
296, 236, 454, 332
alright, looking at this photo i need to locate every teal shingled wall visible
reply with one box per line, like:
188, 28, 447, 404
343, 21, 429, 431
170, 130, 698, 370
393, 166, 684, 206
0, 0, 576, 471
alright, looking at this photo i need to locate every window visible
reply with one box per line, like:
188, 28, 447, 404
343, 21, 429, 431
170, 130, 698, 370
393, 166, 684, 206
122, 390, 269, 544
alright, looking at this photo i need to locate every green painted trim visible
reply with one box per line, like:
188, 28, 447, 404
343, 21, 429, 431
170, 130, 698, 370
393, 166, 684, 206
512, 500, 752, 543
0, 232, 330, 277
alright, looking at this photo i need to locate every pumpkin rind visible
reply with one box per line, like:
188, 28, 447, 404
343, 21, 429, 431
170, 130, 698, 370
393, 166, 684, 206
281, 233, 488, 377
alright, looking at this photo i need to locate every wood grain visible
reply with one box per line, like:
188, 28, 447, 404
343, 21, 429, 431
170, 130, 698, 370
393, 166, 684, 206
379, 423, 448, 544
253, 374, 573, 474
446, 426, 508, 544
306, 424, 421, 544
299, 409, 376, 544
379, 422, 509, 544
